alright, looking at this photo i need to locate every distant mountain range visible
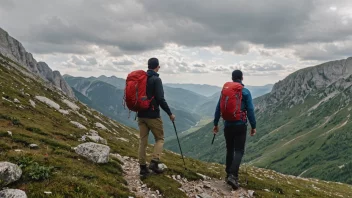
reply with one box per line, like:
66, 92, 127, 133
64, 74, 273, 138
165, 83, 222, 97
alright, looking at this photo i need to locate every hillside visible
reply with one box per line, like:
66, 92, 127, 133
2, 53, 352, 198
166, 57, 352, 186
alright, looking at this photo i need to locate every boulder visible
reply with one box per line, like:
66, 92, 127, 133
29, 99, 36, 108
62, 99, 80, 111
70, 121, 87, 130
0, 189, 27, 198
95, 122, 108, 130
74, 143, 110, 163
0, 162, 22, 185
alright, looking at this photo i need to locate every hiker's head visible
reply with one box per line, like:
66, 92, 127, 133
232, 70, 243, 81
148, 58, 160, 72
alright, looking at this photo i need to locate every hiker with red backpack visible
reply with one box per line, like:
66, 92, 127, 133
124, 57, 176, 177
213, 70, 257, 190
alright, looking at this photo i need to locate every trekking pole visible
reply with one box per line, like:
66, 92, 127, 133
211, 134, 216, 145
172, 121, 187, 170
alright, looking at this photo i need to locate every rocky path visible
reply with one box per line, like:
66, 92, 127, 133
117, 155, 163, 198
116, 154, 255, 198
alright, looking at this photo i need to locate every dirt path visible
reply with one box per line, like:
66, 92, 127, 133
113, 153, 254, 198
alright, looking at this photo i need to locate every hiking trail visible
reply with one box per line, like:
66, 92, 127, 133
117, 154, 254, 198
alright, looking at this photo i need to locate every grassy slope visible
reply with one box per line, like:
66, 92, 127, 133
1, 55, 352, 197
0, 55, 222, 198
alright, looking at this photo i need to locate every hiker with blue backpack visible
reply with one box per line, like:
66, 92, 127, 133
213, 70, 257, 190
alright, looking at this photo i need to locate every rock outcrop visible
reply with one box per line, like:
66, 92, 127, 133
0, 28, 75, 98
256, 57, 352, 112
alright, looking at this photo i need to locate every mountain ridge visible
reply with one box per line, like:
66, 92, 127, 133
0, 28, 75, 98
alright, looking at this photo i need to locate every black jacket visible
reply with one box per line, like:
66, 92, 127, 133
137, 70, 172, 118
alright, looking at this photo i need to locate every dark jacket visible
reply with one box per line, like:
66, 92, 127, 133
137, 70, 172, 118
214, 80, 256, 129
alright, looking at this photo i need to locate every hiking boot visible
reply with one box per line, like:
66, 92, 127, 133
225, 174, 229, 183
148, 159, 164, 174
140, 165, 150, 177
227, 174, 239, 190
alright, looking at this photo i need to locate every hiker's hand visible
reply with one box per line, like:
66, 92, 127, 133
213, 126, 219, 134
250, 129, 256, 136
169, 114, 176, 122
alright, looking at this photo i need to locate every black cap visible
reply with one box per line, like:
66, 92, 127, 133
148, 58, 159, 69
232, 70, 243, 81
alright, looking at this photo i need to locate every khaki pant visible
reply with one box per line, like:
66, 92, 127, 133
138, 118, 164, 165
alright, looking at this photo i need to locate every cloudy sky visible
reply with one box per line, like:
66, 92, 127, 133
1, 0, 352, 86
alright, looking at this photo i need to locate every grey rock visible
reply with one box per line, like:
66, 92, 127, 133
74, 142, 110, 163
13, 98, 20, 103
52, 70, 75, 98
86, 136, 107, 145
0, 162, 22, 185
197, 193, 212, 198
29, 144, 39, 149
196, 173, 211, 180
0, 189, 27, 198
203, 184, 211, 189
248, 190, 255, 197
110, 153, 125, 163
29, 100, 36, 108
7, 131, 12, 137
89, 129, 99, 136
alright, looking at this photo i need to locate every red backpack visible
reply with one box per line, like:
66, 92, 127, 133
220, 82, 247, 121
123, 70, 153, 112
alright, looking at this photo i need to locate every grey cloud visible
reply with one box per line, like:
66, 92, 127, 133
193, 64, 206, 68
0, 0, 351, 61
240, 61, 285, 72
113, 60, 135, 66
23, 42, 93, 55
160, 57, 210, 74
293, 40, 352, 61
71, 56, 98, 66
0, 0, 15, 10
78, 66, 94, 72
211, 66, 231, 72
100, 64, 131, 72
87, 57, 98, 65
